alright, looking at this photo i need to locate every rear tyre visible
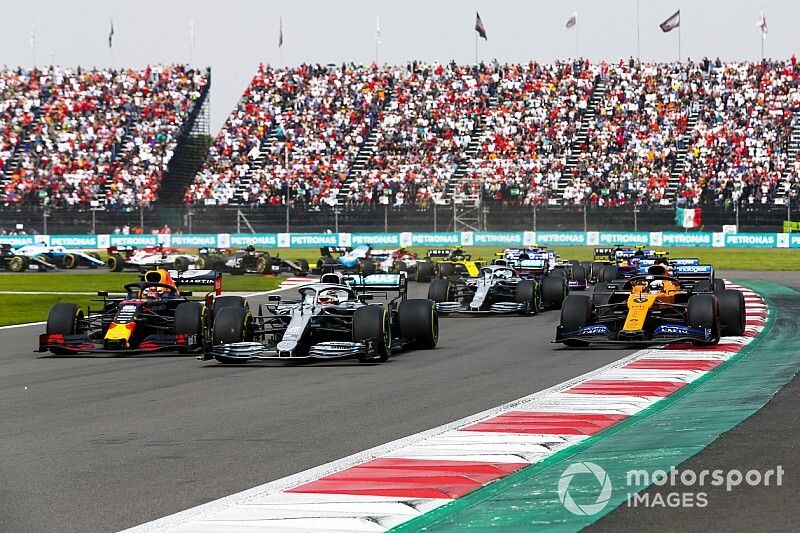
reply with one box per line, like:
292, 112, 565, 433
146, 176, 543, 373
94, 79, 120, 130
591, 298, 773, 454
256, 256, 269, 274
173, 256, 190, 272
393, 260, 408, 273
360, 259, 375, 276
514, 279, 540, 315
317, 256, 336, 273
541, 276, 567, 309
427, 279, 452, 303
590, 262, 605, 282
107, 253, 125, 272
716, 289, 745, 336
713, 279, 727, 293
211, 295, 248, 321
7, 255, 28, 272
571, 265, 587, 287
174, 302, 206, 353
62, 254, 78, 269
437, 263, 455, 278
296, 258, 310, 273
688, 293, 720, 345
212, 306, 251, 363
416, 261, 434, 282
602, 265, 619, 282
397, 299, 438, 349
560, 295, 592, 347
353, 305, 391, 362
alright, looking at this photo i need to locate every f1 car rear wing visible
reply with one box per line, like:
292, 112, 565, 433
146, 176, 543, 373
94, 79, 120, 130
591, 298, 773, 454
638, 257, 700, 268
167, 269, 223, 295
426, 249, 454, 258
320, 246, 353, 257
672, 264, 713, 279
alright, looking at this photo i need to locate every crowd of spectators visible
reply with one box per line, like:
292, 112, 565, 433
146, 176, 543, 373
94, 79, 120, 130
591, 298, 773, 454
1, 65, 207, 208
676, 58, 800, 208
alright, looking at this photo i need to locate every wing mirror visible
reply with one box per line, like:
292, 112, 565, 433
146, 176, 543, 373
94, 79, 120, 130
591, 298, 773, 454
97, 291, 108, 296
359, 294, 374, 302
268, 295, 281, 302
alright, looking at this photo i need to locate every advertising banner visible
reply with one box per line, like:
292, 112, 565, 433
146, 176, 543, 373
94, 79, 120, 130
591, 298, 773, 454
48, 235, 99, 248
0, 235, 37, 246
351, 233, 402, 247
723, 233, 778, 248
472, 232, 525, 246
597, 232, 650, 246
170, 234, 218, 248
534, 231, 587, 246
410, 232, 461, 246
660, 232, 714, 247
287, 233, 339, 248
109, 235, 159, 247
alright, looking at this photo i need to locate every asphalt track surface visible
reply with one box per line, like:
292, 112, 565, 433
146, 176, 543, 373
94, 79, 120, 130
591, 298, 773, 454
1, 280, 639, 532
2, 272, 797, 532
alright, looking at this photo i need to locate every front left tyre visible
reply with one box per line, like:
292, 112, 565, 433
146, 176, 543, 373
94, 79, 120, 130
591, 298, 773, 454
397, 298, 438, 349
353, 305, 391, 362
46, 303, 84, 355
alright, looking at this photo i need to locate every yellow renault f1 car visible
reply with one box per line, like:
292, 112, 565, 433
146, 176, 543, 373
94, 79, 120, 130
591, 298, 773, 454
415, 248, 484, 282
38, 269, 230, 355
555, 262, 745, 346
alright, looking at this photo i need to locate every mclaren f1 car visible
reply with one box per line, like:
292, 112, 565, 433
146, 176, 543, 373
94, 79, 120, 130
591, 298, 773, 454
555, 263, 745, 346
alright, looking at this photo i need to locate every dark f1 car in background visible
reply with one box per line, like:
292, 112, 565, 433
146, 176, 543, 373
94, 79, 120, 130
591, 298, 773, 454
206, 272, 438, 364
427, 264, 567, 315
37, 269, 231, 355
197, 246, 309, 275
555, 263, 745, 346
415, 248, 484, 282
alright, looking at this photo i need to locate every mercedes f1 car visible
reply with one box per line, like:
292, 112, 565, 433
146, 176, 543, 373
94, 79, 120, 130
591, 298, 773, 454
555, 263, 746, 346
38, 269, 229, 355
106, 245, 198, 272
427, 264, 567, 315
197, 246, 310, 276
205, 272, 438, 363
494, 248, 588, 290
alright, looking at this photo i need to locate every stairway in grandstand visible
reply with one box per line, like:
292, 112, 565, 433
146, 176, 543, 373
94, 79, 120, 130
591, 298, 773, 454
778, 113, 800, 200
0, 105, 46, 189
666, 102, 701, 199
333, 92, 396, 205
554, 79, 607, 201
444, 96, 497, 203
233, 115, 285, 202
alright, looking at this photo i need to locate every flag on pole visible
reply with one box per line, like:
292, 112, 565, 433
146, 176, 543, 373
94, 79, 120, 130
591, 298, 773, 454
375, 15, 382, 45
757, 10, 768, 37
660, 10, 680, 33
566, 12, 577, 29
676, 207, 702, 228
475, 12, 487, 40
108, 19, 115, 48
278, 17, 284, 48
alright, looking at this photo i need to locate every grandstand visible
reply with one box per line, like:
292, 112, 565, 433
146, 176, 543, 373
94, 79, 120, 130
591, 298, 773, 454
1, 59, 800, 233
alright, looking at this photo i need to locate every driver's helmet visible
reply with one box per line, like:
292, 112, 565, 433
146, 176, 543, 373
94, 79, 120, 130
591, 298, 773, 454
493, 269, 512, 279
648, 280, 664, 293
143, 286, 166, 299
317, 289, 342, 305
246, 245, 256, 252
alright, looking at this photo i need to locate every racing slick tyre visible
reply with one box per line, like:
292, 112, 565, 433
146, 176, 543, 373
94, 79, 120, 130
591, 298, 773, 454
316, 256, 337, 273
212, 306, 252, 363
437, 262, 456, 278
392, 260, 408, 273
601, 265, 619, 282
61, 253, 78, 269
173, 256, 190, 272
514, 279, 541, 315
174, 302, 206, 353
87, 252, 101, 269
427, 278, 452, 303
196, 254, 208, 269
360, 259, 376, 276
416, 261, 435, 282
590, 262, 606, 282
571, 265, 587, 287
542, 275, 568, 309
7, 255, 28, 272
560, 295, 592, 347
46, 303, 84, 355
255, 255, 270, 274
713, 278, 727, 293
107, 253, 125, 272
580, 261, 593, 277
397, 298, 438, 349
353, 305, 392, 362
716, 289, 746, 336
211, 295, 248, 322
296, 258, 310, 273
687, 293, 720, 345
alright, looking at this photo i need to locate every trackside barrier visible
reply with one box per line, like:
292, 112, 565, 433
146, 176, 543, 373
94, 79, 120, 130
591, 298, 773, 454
2, 231, 800, 249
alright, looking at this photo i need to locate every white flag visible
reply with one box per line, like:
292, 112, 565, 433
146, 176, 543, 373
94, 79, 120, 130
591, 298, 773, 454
566, 12, 577, 29
375, 15, 382, 45
757, 10, 768, 37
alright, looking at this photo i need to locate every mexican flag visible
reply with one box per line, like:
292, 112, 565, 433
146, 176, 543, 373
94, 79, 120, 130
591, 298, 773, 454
676, 207, 702, 228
